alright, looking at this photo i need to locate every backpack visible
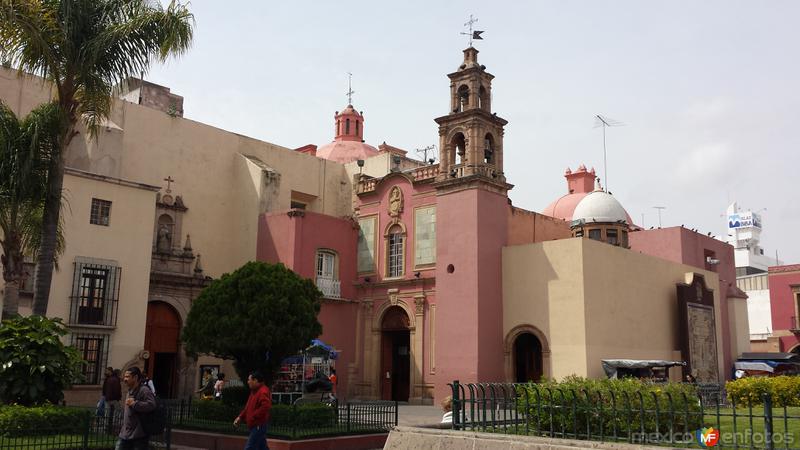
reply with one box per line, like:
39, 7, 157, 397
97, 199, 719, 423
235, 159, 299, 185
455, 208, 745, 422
139, 384, 168, 436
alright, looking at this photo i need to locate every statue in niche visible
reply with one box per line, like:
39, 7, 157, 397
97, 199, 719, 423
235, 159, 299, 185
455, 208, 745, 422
157, 224, 172, 253
388, 186, 403, 218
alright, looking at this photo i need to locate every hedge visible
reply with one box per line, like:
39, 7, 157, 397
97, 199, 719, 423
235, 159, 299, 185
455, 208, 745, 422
0, 405, 92, 437
515, 376, 702, 436
192, 398, 336, 429
221, 385, 250, 408
726, 376, 800, 407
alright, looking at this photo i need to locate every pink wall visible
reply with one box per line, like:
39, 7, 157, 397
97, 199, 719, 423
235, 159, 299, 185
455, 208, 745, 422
507, 206, 572, 245
434, 187, 507, 401
257, 210, 359, 396
629, 226, 737, 378
768, 265, 800, 352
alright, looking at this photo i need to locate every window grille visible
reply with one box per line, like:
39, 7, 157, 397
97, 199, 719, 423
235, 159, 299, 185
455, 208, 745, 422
388, 229, 404, 278
90, 198, 112, 226
69, 262, 121, 327
71, 333, 110, 385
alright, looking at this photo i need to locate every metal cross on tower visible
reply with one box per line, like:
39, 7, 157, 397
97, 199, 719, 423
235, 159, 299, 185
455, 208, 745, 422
163, 176, 175, 193
346, 72, 355, 105
461, 14, 484, 47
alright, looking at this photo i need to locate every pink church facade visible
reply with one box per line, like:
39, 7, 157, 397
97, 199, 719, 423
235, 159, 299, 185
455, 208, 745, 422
257, 47, 748, 404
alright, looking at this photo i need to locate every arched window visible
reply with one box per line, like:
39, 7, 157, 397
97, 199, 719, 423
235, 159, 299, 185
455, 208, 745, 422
355, 119, 360, 136
479, 85, 489, 111
346, 118, 351, 134
452, 132, 466, 165
484, 133, 495, 164
387, 225, 405, 278
316, 249, 340, 298
457, 85, 470, 112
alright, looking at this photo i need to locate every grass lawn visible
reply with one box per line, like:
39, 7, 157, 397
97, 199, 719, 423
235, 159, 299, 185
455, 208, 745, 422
705, 406, 800, 448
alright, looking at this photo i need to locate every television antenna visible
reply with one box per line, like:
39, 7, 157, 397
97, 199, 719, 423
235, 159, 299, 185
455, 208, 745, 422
415, 145, 437, 164
593, 115, 624, 192
653, 206, 666, 228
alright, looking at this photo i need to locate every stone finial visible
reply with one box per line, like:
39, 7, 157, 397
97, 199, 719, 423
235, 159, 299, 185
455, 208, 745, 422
183, 234, 193, 252
565, 167, 572, 175
577, 164, 587, 172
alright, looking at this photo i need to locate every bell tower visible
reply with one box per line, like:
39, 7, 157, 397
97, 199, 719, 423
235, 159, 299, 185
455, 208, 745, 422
433, 47, 511, 400
435, 47, 509, 187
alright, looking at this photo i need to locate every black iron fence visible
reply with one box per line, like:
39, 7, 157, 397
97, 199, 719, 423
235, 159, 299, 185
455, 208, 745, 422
165, 398, 397, 440
450, 380, 800, 450
0, 405, 171, 450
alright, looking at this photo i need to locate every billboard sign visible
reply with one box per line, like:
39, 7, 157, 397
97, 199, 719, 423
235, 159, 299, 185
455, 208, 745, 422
728, 212, 762, 230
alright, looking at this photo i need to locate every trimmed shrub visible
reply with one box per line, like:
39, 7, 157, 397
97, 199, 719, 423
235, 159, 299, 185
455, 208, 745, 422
726, 376, 800, 407
0, 405, 92, 437
193, 398, 240, 421
221, 385, 250, 408
515, 376, 702, 437
270, 403, 336, 428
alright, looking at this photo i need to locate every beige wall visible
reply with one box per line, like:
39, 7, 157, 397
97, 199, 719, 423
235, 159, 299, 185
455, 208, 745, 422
503, 237, 726, 382
728, 297, 751, 359
9, 171, 158, 371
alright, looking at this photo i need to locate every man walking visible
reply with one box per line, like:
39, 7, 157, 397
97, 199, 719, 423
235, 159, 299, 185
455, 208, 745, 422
234, 371, 272, 450
116, 367, 156, 450
103, 367, 122, 414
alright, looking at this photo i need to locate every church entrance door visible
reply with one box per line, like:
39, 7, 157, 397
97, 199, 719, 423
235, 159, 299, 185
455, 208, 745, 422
380, 306, 410, 402
514, 332, 543, 383
144, 301, 181, 398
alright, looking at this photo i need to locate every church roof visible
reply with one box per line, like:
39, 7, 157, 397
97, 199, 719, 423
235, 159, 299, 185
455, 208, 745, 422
572, 190, 630, 224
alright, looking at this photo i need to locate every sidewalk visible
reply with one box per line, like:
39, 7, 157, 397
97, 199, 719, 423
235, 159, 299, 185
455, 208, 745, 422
396, 404, 445, 427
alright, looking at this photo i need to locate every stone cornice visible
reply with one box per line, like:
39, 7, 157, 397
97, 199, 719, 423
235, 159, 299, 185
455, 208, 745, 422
770, 264, 800, 274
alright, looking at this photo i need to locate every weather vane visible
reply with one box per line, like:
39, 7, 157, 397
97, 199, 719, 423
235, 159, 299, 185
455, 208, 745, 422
346, 72, 355, 105
460, 14, 484, 47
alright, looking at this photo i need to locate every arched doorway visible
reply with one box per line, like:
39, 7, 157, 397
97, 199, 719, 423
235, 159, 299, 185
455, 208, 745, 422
381, 306, 410, 401
514, 332, 543, 383
144, 301, 181, 398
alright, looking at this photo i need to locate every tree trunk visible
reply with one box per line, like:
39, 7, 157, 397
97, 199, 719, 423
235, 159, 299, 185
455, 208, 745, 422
2, 279, 20, 320
31, 149, 66, 316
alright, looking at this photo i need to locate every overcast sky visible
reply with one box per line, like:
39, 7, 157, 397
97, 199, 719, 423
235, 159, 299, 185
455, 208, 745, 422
148, 0, 799, 264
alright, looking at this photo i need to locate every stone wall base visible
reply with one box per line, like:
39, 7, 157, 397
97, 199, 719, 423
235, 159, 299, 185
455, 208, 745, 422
171, 429, 388, 450
385, 426, 678, 450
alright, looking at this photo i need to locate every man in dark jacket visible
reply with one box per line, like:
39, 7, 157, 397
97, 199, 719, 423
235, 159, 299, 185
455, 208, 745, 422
234, 371, 272, 450
102, 367, 122, 412
116, 367, 156, 450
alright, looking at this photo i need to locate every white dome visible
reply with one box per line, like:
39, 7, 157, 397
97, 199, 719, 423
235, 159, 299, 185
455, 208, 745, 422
572, 191, 629, 224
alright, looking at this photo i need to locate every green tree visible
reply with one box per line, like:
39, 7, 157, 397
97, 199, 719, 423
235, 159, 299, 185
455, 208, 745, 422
0, 101, 64, 320
0, 0, 194, 316
0, 315, 83, 405
182, 261, 323, 383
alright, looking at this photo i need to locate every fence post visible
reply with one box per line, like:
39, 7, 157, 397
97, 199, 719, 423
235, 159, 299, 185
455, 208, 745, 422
394, 401, 399, 427
763, 393, 774, 450
347, 402, 351, 433
452, 380, 461, 429
165, 405, 172, 450
82, 416, 90, 450
292, 403, 298, 440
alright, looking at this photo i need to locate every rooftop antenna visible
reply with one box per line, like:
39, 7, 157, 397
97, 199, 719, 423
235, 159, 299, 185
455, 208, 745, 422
460, 14, 484, 47
593, 115, 624, 192
415, 145, 437, 163
346, 72, 355, 105
653, 206, 666, 228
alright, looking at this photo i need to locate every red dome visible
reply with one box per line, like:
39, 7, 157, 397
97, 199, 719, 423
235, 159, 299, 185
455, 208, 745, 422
542, 192, 590, 222
316, 140, 379, 164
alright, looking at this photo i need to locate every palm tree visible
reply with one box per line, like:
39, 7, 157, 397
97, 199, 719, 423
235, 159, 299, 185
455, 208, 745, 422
0, 101, 63, 319
0, 0, 194, 316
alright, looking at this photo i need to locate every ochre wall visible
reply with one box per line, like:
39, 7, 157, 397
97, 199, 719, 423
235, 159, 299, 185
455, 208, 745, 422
504, 238, 726, 382
507, 206, 572, 245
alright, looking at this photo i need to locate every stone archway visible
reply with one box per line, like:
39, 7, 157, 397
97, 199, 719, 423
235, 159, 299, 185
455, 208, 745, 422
380, 306, 411, 401
144, 301, 182, 398
504, 325, 551, 382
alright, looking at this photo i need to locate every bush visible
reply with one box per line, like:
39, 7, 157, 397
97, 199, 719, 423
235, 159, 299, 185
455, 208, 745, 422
515, 376, 702, 437
221, 385, 250, 408
193, 398, 240, 421
0, 316, 84, 405
726, 376, 800, 407
271, 403, 336, 428
0, 405, 92, 437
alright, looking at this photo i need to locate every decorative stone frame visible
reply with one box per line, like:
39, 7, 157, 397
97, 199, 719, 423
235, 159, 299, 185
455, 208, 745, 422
503, 324, 551, 382
384, 222, 407, 279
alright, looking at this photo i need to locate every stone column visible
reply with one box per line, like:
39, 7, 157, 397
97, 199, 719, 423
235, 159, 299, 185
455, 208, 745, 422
412, 295, 426, 403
